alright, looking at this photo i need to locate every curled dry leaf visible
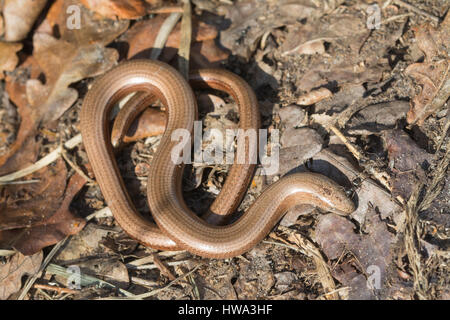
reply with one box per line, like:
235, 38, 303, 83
122, 108, 167, 143
296, 87, 332, 106
0, 42, 22, 80
0, 251, 43, 300
2, 0, 47, 41
405, 15, 450, 125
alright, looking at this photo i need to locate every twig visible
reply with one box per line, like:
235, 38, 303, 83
130, 276, 159, 288
178, 0, 192, 79
152, 253, 176, 280
381, 13, 413, 25
0, 179, 40, 186
85, 207, 113, 221
393, 0, 440, 24
45, 263, 135, 297
269, 231, 340, 300
18, 236, 70, 300
150, 12, 182, 60
33, 283, 79, 295
328, 124, 405, 205
59, 140, 95, 185
36, 288, 53, 300
0, 134, 82, 183
99, 264, 203, 300
0, 249, 16, 257
148, 5, 183, 14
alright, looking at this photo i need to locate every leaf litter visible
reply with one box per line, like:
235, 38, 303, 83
0, 0, 448, 300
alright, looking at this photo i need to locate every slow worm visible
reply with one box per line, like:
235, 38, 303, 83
80, 60, 355, 258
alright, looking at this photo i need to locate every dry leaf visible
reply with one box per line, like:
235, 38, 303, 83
0, 170, 87, 255
220, 0, 325, 60
0, 42, 22, 80
2, 0, 47, 41
405, 16, 450, 125
384, 129, 432, 200
26, 32, 119, 122
314, 211, 396, 299
0, 251, 43, 300
122, 108, 167, 144
80, 0, 149, 19
346, 101, 410, 135
122, 15, 221, 62
0, 0, 128, 172
0, 58, 45, 173
0, 159, 67, 230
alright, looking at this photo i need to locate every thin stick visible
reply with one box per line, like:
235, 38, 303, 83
393, 0, 440, 24
0, 134, 82, 183
0, 179, 40, 186
381, 13, 413, 25
85, 207, 113, 221
18, 236, 70, 300
0, 249, 16, 257
150, 12, 182, 60
148, 5, 183, 14
99, 264, 203, 300
178, 0, 192, 79
33, 283, 78, 295
60, 141, 95, 185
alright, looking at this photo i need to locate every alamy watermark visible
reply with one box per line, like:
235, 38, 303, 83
366, 4, 381, 30
66, 265, 81, 289
366, 265, 381, 290
171, 121, 280, 175
66, 4, 81, 30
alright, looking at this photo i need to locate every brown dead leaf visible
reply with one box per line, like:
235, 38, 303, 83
220, 0, 338, 60
26, 32, 119, 123
0, 58, 44, 173
80, 0, 162, 20
0, 158, 86, 255
347, 101, 410, 135
190, 39, 230, 68
122, 108, 167, 144
0, 159, 67, 230
0, 170, 87, 255
383, 129, 432, 200
0, 251, 43, 300
405, 15, 450, 125
0, 42, 22, 80
290, 11, 405, 92
2, 0, 47, 41
314, 211, 396, 300
0, 0, 128, 172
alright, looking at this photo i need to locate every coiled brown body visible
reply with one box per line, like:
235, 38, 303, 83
80, 60, 355, 258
